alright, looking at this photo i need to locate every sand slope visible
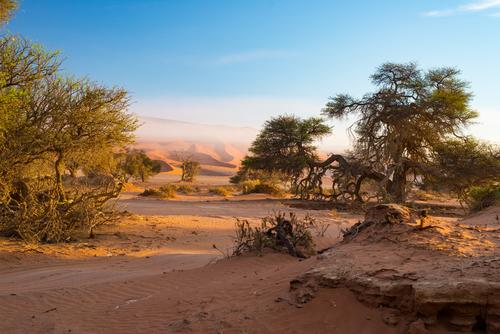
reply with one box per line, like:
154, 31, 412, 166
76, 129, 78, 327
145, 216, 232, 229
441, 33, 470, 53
133, 117, 257, 176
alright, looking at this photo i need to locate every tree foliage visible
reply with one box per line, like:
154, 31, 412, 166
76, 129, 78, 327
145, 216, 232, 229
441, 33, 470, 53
121, 149, 162, 182
233, 115, 331, 186
0, 35, 137, 242
318, 62, 477, 202
0, 0, 16, 26
180, 158, 200, 182
430, 137, 500, 204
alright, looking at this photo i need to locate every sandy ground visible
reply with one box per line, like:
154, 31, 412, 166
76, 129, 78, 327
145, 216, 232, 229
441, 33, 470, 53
0, 190, 473, 334
0, 193, 374, 334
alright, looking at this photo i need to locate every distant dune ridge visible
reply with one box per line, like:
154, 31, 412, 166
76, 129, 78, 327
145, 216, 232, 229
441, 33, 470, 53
134, 116, 258, 176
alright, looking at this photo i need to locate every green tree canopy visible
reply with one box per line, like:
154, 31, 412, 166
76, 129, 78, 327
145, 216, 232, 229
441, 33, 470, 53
236, 115, 331, 184
121, 149, 162, 182
323, 62, 477, 202
430, 137, 500, 204
0, 35, 138, 242
0, 0, 17, 26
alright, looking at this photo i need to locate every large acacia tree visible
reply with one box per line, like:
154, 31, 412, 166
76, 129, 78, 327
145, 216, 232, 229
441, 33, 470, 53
322, 63, 477, 202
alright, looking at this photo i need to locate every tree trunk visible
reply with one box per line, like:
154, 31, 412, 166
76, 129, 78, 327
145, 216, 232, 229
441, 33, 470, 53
54, 151, 66, 201
389, 166, 406, 203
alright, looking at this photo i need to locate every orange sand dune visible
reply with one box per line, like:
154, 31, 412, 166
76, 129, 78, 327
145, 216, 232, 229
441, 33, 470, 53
132, 117, 257, 176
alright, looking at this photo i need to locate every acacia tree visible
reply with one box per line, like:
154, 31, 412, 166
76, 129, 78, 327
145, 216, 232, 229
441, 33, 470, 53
180, 158, 200, 182
120, 149, 162, 182
0, 35, 137, 242
322, 63, 477, 202
0, 36, 61, 190
233, 115, 331, 186
430, 138, 500, 204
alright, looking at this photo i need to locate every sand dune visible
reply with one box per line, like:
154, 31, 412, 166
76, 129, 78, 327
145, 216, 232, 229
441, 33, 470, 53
133, 117, 257, 176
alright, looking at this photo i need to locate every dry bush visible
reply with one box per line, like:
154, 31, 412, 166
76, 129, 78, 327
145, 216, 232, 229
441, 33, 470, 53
238, 180, 261, 194
140, 184, 176, 199
311, 220, 331, 237
0, 177, 120, 243
209, 186, 234, 197
176, 184, 199, 195
232, 212, 316, 258
239, 179, 284, 196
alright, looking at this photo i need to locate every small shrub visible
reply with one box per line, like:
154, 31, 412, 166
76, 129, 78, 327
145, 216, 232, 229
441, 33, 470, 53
140, 184, 176, 199
239, 180, 261, 194
176, 184, 199, 194
0, 177, 120, 243
209, 186, 233, 197
140, 188, 162, 197
468, 184, 500, 211
252, 182, 284, 196
239, 179, 284, 196
232, 212, 316, 258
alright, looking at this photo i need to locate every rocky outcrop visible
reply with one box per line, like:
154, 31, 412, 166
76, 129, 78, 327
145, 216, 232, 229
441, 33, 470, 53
292, 205, 500, 333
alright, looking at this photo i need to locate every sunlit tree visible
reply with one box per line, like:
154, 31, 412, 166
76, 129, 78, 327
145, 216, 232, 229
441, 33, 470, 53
323, 62, 477, 202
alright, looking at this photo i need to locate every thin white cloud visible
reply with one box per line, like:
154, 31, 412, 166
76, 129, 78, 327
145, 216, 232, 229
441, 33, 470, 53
424, 9, 457, 17
461, 0, 500, 11
423, 0, 500, 17
216, 50, 295, 65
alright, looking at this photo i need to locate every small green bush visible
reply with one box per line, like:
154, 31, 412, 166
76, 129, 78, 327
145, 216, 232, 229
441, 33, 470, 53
468, 184, 500, 211
140, 184, 176, 199
209, 186, 234, 197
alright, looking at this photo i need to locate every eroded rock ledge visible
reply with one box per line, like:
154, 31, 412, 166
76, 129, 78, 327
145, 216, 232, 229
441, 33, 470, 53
291, 204, 500, 333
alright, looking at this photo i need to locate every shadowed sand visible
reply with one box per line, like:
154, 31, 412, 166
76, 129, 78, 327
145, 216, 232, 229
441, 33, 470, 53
0, 192, 473, 333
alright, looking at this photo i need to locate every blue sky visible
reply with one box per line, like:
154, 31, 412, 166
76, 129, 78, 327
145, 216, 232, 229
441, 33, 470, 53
4, 0, 500, 147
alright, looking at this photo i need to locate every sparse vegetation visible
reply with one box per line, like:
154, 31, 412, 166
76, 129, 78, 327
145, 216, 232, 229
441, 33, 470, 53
468, 184, 500, 212
140, 185, 176, 199
238, 180, 261, 194
238, 179, 284, 196
0, 34, 137, 243
176, 184, 199, 194
209, 186, 234, 197
251, 182, 284, 196
180, 157, 200, 182
232, 212, 317, 258
120, 149, 162, 182
430, 138, 500, 208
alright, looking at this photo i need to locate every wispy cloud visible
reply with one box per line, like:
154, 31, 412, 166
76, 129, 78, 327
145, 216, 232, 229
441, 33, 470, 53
423, 0, 500, 17
216, 50, 295, 65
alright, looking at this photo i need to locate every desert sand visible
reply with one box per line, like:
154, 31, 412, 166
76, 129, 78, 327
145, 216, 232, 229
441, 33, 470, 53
1, 187, 497, 333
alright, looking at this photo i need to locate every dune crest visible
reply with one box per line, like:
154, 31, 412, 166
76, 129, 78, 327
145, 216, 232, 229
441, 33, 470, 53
133, 117, 258, 175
